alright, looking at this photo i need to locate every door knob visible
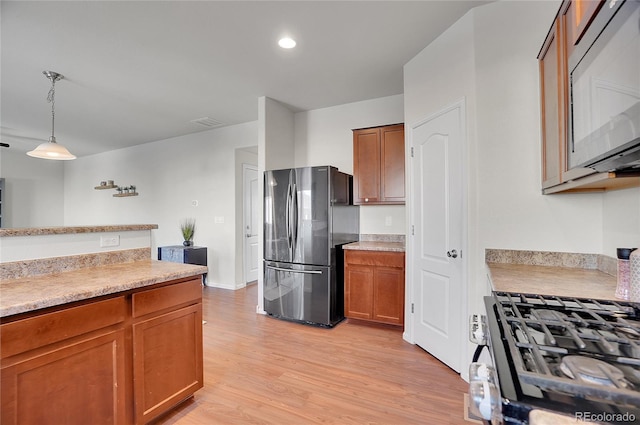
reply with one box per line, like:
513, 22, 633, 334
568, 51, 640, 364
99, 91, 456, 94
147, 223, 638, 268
447, 249, 458, 259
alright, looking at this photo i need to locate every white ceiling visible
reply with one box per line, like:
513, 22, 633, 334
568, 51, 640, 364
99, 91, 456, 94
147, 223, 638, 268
1, 1, 485, 158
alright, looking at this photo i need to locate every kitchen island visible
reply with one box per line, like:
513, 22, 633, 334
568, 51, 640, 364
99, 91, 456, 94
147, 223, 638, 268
1, 225, 207, 425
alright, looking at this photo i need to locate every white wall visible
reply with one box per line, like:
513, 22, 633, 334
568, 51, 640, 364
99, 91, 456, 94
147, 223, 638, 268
1, 230, 150, 262
603, 187, 640, 256
294, 95, 406, 234
257, 96, 297, 311
63, 121, 258, 289
473, 1, 603, 258
262, 97, 295, 171
0, 149, 65, 227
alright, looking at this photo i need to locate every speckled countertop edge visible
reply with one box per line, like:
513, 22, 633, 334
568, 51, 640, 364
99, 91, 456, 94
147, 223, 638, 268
343, 241, 405, 252
0, 260, 207, 317
0, 224, 159, 237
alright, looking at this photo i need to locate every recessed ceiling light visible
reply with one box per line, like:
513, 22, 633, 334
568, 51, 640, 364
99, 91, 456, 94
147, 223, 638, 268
278, 37, 296, 49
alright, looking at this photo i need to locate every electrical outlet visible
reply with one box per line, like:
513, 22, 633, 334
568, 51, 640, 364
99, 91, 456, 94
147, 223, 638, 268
192, 200, 199, 207
100, 235, 120, 247
214, 216, 224, 224
385, 216, 393, 226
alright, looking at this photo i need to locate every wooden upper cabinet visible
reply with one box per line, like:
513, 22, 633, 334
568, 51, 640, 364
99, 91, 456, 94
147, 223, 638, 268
353, 124, 405, 205
353, 128, 381, 203
380, 125, 406, 203
538, 0, 604, 191
539, 18, 564, 189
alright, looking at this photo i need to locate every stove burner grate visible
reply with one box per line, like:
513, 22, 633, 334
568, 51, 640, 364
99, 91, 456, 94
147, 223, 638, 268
493, 292, 640, 407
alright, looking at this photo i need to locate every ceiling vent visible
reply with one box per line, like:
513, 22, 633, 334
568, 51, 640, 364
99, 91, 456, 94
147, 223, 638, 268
190, 117, 225, 129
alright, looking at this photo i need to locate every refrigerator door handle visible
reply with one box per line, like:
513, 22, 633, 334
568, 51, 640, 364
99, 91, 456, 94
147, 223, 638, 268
285, 180, 293, 256
265, 265, 322, 275
291, 181, 298, 256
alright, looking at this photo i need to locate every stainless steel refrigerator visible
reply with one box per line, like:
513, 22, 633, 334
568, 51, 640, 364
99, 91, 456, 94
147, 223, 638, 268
263, 166, 359, 327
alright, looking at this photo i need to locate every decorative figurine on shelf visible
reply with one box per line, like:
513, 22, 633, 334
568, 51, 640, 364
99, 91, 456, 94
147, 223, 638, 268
181, 218, 196, 247
116, 186, 123, 195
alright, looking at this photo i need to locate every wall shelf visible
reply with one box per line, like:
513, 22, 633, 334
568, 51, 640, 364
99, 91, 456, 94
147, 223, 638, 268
94, 180, 138, 197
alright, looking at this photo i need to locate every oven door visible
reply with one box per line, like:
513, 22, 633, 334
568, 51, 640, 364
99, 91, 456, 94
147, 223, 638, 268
467, 313, 504, 424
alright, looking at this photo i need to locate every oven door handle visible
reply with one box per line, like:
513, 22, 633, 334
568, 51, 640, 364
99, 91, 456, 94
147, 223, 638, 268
472, 344, 489, 363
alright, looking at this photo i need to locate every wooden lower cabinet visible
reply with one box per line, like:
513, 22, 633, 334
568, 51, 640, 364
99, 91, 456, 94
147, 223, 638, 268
0, 277, 203, 425
132, 286, 203, 423
344, 250, 405, 326
1, 329, 126, 425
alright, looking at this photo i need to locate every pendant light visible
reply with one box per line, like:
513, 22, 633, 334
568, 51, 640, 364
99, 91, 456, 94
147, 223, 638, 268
27, 71, 76, 160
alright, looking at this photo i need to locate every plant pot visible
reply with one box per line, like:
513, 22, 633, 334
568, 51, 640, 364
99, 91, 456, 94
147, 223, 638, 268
183, 240, 193, 247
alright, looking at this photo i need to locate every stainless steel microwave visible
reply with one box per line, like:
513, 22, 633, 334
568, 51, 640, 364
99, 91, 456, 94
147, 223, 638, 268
568, 0, 640, 173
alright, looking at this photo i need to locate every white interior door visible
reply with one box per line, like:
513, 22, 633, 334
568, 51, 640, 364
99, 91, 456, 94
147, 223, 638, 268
243, 165, 259, 284
410, 100, 465, 373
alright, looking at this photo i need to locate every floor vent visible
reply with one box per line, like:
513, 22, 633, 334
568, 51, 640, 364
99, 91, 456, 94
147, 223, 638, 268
190, 117, 225, 128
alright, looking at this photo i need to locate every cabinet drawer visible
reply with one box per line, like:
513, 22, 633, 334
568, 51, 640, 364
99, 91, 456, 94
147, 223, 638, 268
345, 250, 404, 268
132, 278, 201, 318
1, 296, 126, 359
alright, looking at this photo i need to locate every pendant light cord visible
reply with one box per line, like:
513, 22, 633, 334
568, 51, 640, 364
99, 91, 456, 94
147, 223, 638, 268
47, 79, 56, 139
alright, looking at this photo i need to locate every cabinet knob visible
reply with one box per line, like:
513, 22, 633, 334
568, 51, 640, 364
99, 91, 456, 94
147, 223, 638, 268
447, 249, 458, 259
365, 198, 369, 202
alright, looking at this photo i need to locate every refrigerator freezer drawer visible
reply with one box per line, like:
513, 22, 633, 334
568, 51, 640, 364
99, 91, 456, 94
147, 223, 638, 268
263, 261, 342, 327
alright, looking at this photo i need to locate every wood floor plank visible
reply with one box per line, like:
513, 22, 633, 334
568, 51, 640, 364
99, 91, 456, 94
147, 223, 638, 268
154, 284, 470, 425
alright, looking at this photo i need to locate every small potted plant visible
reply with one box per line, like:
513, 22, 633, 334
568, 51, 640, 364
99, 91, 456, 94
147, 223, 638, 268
180, 218, 196, 246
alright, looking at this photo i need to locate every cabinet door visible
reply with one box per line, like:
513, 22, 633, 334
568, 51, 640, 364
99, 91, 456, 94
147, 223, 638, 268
344, 263, 374, 320
353, 128, 381, 204
380, 124, 405, 204
373, 267, 405, 325
1, 330, 126, 425
133, 303, 203, 424
539, 19, 565, 189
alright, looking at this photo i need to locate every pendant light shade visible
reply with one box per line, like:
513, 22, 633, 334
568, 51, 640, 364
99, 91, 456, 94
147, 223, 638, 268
27, 71, 76, 160
27, 137, 76, 160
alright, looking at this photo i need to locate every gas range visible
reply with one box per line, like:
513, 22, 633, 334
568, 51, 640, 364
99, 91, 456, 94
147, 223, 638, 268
470, 292, 640, 424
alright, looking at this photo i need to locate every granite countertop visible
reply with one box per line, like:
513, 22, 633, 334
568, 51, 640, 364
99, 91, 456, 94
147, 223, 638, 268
0, 260, 208, 317
343, 241, 405, 252
487, 263, 618, 301
0, 224, 158, 237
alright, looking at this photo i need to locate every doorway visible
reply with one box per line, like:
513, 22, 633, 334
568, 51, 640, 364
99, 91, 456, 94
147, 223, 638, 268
409, 99, 467, 373
243, 164, 259, 284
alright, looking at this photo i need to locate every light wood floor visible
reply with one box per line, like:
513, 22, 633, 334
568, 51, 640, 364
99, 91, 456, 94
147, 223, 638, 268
156, 284, 470, 425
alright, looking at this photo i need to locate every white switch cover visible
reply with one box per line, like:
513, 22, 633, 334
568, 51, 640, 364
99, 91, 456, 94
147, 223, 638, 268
100, 235, 120, 247
385, 216, 393, 226
214, 216, 224, 224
